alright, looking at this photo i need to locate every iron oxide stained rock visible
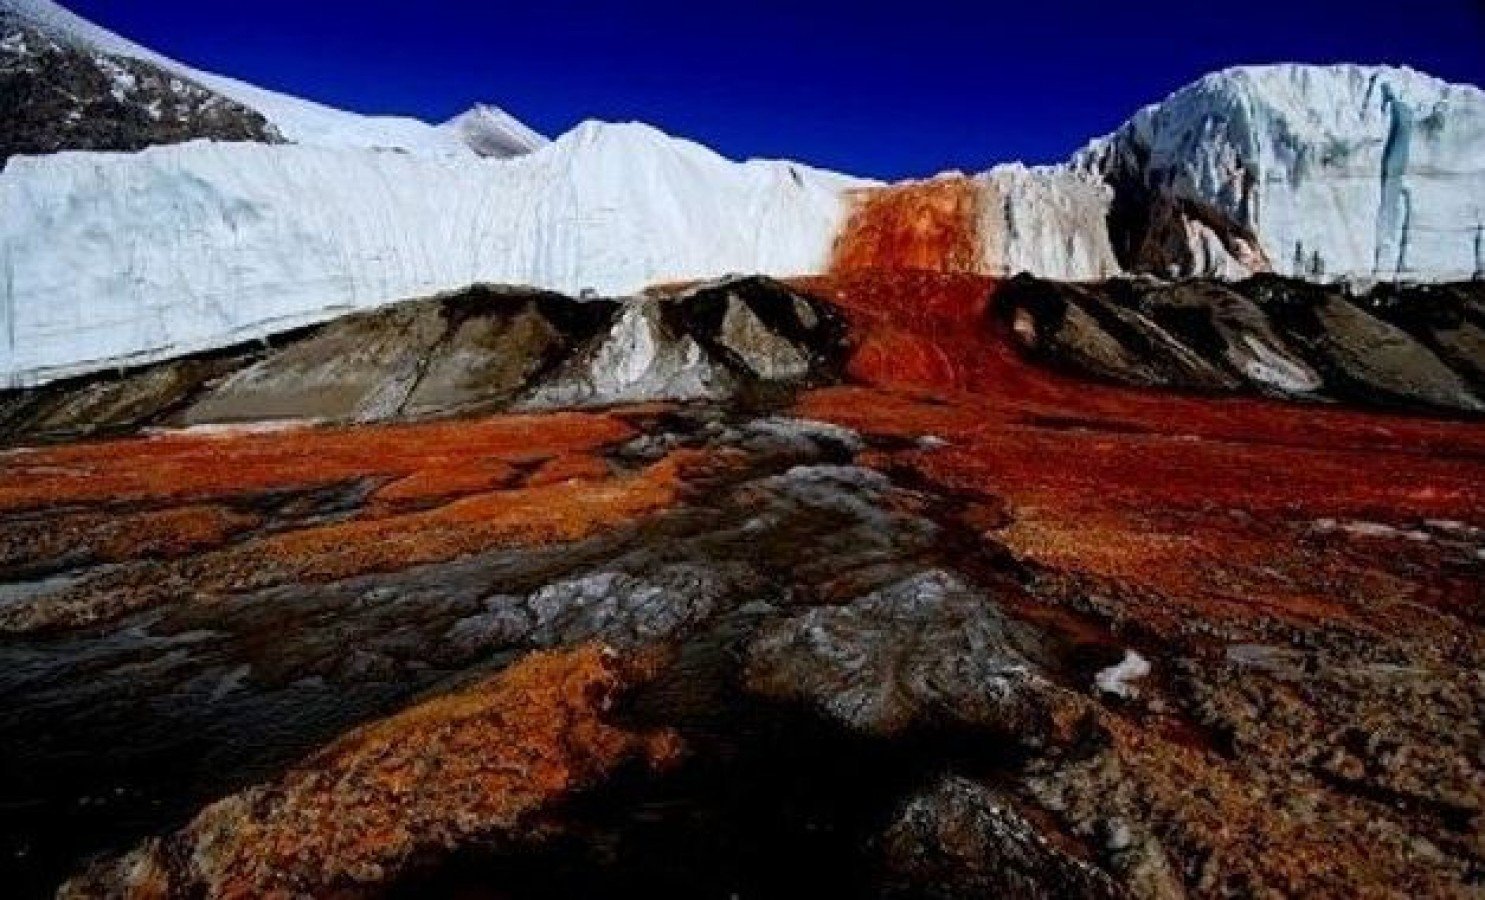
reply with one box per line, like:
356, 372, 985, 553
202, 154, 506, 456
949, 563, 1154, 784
57, 645, 682, 900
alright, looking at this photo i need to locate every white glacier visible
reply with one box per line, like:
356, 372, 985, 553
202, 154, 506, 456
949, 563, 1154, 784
0, 122, 868, 386
977, 163, 1122, 280
1, 3, 1483, 388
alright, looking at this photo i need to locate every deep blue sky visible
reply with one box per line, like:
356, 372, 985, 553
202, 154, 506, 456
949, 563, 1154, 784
67, 0, 1485, 179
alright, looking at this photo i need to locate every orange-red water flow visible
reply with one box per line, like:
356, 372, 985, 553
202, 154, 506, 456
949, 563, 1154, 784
793, 265, 1485, 641
796, 267, 1485, 458
816, 177, 1000, 390
830, 177, 983, 275
796, 271, 999, 391
802, 183, 1485, 644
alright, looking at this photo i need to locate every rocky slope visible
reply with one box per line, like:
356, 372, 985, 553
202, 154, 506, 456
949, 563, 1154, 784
0, 277, 846, 441
0, 17, 280, 165
0, 311, 1481, 896
998, 275, 1485, 411
4, 273, 1481, 446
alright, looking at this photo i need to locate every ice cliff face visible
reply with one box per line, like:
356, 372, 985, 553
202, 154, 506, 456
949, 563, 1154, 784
0, 0, 545, 159
0, 123, 866, 386
840, 65, 1483, 285
977, 164, 1121, 280
1076, 64, 1485, 282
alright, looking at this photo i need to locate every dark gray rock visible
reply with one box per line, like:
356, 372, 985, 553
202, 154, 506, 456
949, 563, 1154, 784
399, 292, 588, 417
1308, 294, 1482, 411
999, 274, 1485, 413
0, 18, 279, 166
182, 302, 451, 425
1132, 280, 1322, 396
0, 354, 249, 441
449, 565, 730, 652
674, 276, 844, 386
880, 776, 1123, 900
745, 568, 1085, 744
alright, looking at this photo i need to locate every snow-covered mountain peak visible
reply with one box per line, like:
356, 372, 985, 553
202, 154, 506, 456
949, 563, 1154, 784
439, 104, 547, 158
549, 119, 665, 151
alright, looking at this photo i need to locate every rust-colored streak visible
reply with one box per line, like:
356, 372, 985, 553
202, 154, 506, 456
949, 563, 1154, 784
0, 412, 636, 514
0, 412, 708, 633
829, 177, 983, 276
791, 267, 1485, 644
368, 461, 521, 514
254, 449, 696, 583
60, 645, 683, 900
526, 452, 614, 487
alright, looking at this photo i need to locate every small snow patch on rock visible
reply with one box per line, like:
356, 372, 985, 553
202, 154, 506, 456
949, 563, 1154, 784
1095, 650, 1151, 699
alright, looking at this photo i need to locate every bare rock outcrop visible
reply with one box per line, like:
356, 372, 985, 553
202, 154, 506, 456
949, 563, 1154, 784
0, 16, 279, 166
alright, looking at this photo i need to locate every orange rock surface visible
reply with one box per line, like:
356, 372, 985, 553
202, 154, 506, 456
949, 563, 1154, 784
792, 264, 1484, 646
0, 411, 710, 632
0, 412, 635, 514
60, 644, 682, 900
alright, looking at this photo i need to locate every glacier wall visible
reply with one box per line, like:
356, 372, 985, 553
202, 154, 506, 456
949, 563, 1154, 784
0, 123, 865, 386
3, 54, 1484, 388
1076, 64, 1485, 282
977, 164, 1121, 280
